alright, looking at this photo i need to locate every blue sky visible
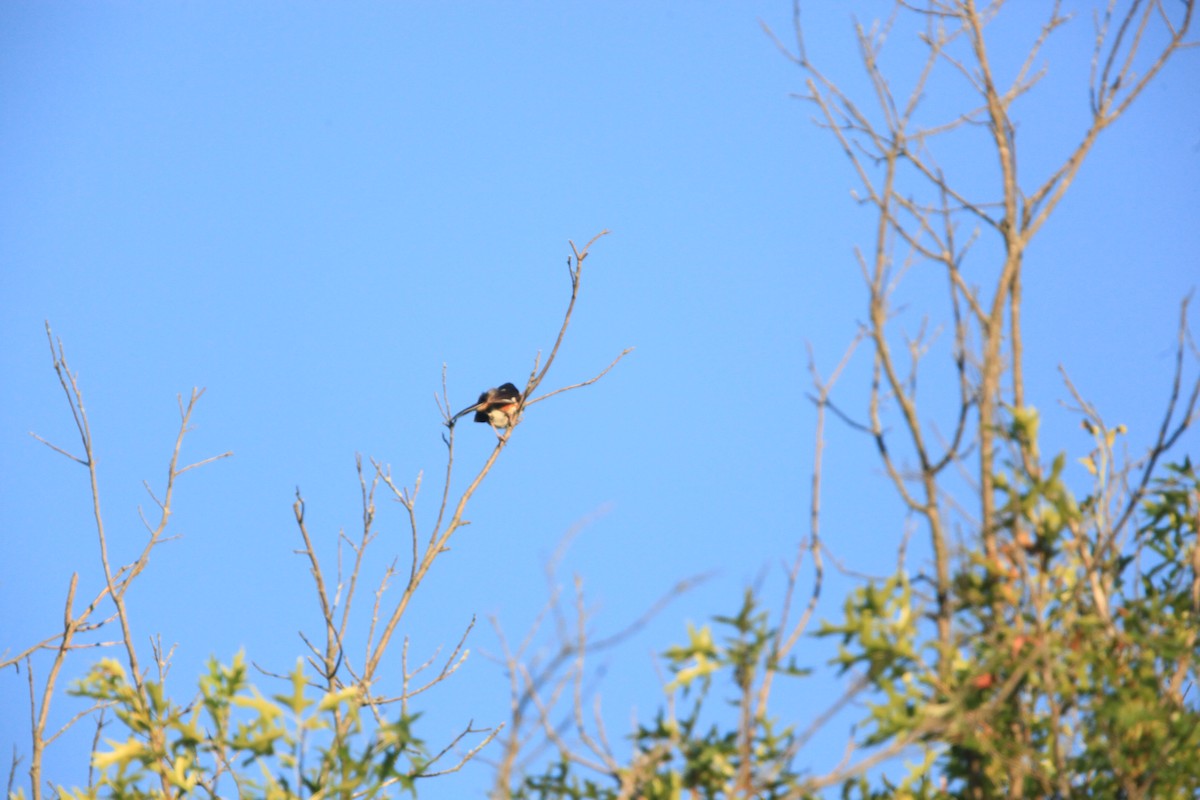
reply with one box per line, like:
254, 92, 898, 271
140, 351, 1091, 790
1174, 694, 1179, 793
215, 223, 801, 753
2, 3, 1198, 795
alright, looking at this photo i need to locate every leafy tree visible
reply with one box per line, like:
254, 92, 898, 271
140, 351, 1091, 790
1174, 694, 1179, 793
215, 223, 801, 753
493, 3, 1200, 798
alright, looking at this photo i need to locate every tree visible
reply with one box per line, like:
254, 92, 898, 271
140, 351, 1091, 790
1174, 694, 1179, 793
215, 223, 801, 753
4, 234, 630, 800
493, 2, 1200, 797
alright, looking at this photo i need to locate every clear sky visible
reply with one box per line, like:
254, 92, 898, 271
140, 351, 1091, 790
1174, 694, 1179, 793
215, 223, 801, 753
2, 3, 1198, 795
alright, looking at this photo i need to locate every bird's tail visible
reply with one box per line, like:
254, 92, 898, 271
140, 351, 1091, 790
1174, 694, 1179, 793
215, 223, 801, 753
450, 403, 478, 423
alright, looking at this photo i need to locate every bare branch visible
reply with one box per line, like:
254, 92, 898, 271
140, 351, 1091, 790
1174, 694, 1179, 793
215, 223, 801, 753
526, 348, 635, 407
27, 432, 86, 465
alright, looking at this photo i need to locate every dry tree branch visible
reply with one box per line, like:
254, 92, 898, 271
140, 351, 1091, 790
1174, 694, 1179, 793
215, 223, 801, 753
566, 578, 620, 774
413, 721, 504, 780
431, 365, 458, 539
527, 230, 611, 397
518, 661, 608, 774
1007, 1, 1071, 104
357, 232, 624, 684
787, 726, 933, 797
757, 335, 863, 725
1027, 1, 1193, 238
27, 433, 85, 465
14, 324, 230, 800
43, 701, 109, 749
5, 746, 20, 800
1111, 294, 1200, 536
337, 457, 380, 670
526, 348, 634, 407
373, 616, 476, 706
1057, 294, 1200, 563
788, 674, 873, 760
483, 517, 704, 796
292, 490, 340, 684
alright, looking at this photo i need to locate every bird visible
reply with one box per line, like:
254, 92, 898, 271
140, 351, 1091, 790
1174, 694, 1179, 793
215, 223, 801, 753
450, 382, 522, 430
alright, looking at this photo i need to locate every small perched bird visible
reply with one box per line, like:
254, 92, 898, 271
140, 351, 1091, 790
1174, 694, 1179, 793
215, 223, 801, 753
451, 382, 522, 430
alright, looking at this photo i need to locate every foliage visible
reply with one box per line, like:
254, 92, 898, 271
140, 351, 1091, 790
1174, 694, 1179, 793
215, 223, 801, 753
46, 655, 425, 800
509, 446, 1199, 798
511, 591, 813, 800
